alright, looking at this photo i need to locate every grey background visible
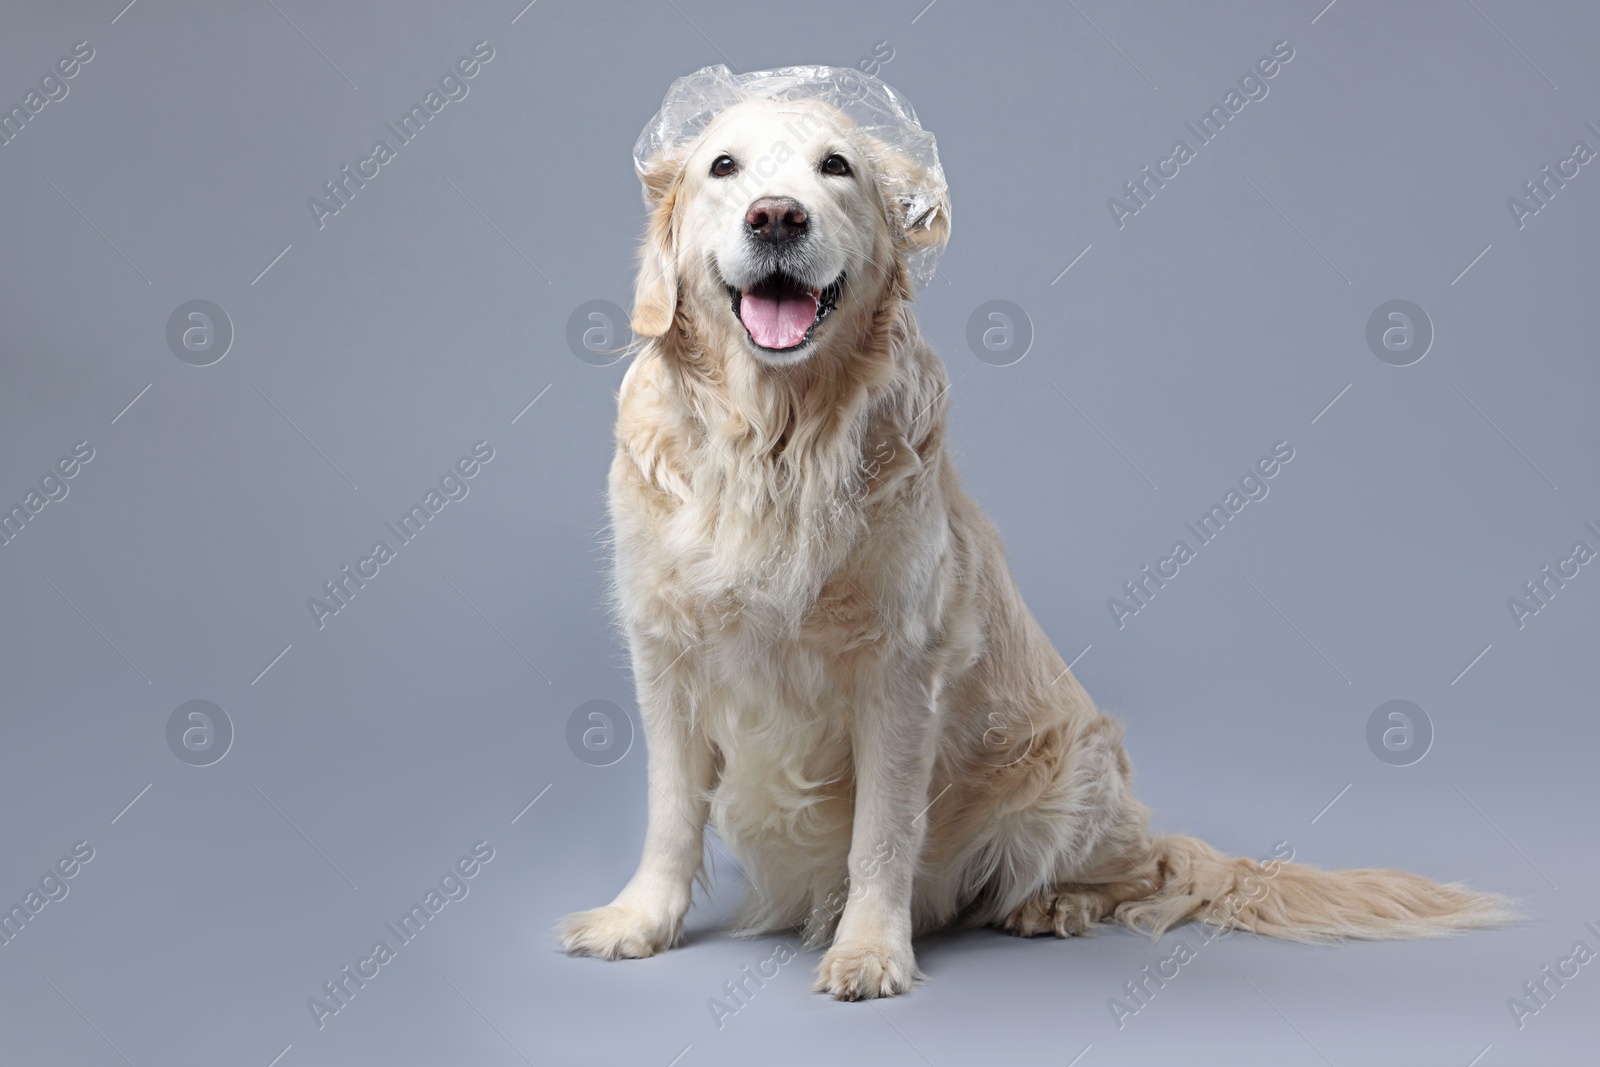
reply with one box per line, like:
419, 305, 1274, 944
1, 1, 1595, 1064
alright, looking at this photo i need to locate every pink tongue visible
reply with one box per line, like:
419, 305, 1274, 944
739, 288, 818, 349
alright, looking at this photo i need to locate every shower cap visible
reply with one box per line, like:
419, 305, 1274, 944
633, 64, 949, 290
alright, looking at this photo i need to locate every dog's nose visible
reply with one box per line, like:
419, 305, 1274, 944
745, 197, 808, 243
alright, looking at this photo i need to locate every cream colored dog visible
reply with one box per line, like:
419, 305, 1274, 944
558, 88, 1514, 1000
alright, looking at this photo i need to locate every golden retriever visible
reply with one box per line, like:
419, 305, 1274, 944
558, 77, 1514, 1000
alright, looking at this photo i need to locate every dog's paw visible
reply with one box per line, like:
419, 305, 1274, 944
813, 938, 922, 1000
557, 904, 680, 960
1003, 889, 1100, 938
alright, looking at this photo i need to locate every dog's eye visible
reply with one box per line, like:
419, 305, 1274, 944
710, 154, 738, 178
820, 154, 851, 177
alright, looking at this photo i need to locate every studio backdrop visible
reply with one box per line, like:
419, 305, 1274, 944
0, 2, 1594, 1065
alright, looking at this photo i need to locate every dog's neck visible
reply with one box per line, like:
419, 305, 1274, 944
656, 292, 908, 475
620, 290, 945, 618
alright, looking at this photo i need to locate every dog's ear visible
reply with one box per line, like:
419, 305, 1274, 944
631, 157, 683, 337
868, 139, 951, 275
892, 181, 950, 256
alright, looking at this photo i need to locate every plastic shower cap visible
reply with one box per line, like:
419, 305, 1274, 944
633, 64, 949, 290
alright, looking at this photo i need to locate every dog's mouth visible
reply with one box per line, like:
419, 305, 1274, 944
728, 273, 843, 353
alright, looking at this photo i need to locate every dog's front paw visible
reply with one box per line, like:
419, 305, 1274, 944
813, 938, 922, 1000
557, 904, 680, 960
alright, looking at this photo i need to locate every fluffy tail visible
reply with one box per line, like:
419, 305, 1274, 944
1113, 834, 1520, 943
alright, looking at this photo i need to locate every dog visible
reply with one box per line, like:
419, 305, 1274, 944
558, 68, 1515, 1000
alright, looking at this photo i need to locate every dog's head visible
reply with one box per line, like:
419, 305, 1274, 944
631, 86, 948, 368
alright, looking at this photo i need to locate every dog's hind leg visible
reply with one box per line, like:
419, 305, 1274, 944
959, 705, 1165, 935
996, 780, 1164, 939
1002, 876, 1157, 938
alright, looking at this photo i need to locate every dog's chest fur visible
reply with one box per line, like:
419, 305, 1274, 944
615, 367, 923, 647
627, 431, 922, 679
610, 363, 940, 889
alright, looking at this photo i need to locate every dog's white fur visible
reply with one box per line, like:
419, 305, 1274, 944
559, 96, 1516, 999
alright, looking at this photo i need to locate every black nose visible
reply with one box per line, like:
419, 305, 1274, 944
745, 197, 808, 244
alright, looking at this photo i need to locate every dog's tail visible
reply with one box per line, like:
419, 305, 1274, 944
1112, 834, 1519, 943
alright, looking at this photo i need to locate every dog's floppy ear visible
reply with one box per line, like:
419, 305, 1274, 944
631, 157, 684, 337
892, 181, 950, 257
866, 138, 951, 282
